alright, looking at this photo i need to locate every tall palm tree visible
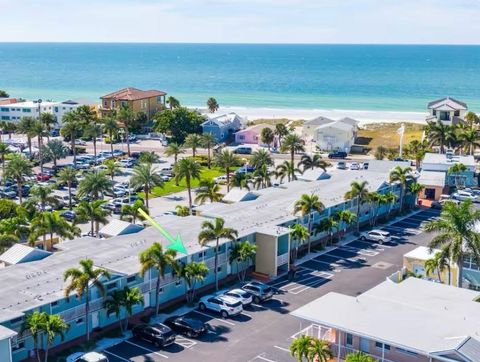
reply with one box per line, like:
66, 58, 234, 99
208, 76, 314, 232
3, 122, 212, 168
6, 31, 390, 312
103, 159, 121, 181
138, 151, 159, 164
57, 167, 77, 210
261, 127, 275, 149
389, 165, 412, 211
61, 110, 83, 167
84, 123, 103, 158
29, 211, 79, 246
167, 96, 180, 109
384, 190, 398, 217
76, 200, 110, 236
448, 163, 467, 189
459, 128, 480, 155
281, 133, 305, 165
344, 180, 370, 233
175, 158, 201, 213
32, 120, 48, 174
28, 185, 58, 211
314, 217, 338, 245
130, 162, 164, 210
253, 164, 273, 189
20, 311, 46, 362
118, 106, 135, 157
290, 335, 312, 362
201, 133, 216, 168
121, 200, 148, 224
43, 139, 68, 168
408, 181, 424, 206
42, 313, 69, 362
425, 252, 444, 282
77, 170, 112, 200
198, 217, 238, 291
228, 172, 252, 190
3, 121, 16, 140
333, 210, 357, 239
39, 112, 57, 141
18, 116, 36, 155
4, 154, 32, 204
299, 154, 329, 172
164, 142, 185, 186
289, 224, 309, 262
0, 142, 10, 183
229, 241, 256, 282
250, 148, 274, 169
274, 123, 289, 148
215, 149, 238, 192
184, 133, 203, 158
207, 97, 219, 113
276, 160, 302, 183
179, 261, 209, 304
425, 121, 456, 153
293, 193, 325, 254
424, 200, 480, 287
102, 115, 119, 158
104, 286, 144, 333
195, 179, 223, 204
139, 242, 178, 315
64, 259, 111, 341
307, 338, 333, 362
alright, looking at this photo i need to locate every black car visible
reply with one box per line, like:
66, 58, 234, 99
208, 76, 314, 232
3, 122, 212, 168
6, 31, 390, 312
132, 323, 176, 348
328, 151, 347, 159
164, 316, 208, 338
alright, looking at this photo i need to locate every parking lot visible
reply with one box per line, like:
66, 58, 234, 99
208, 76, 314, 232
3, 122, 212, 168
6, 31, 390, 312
101, 208, 439, 362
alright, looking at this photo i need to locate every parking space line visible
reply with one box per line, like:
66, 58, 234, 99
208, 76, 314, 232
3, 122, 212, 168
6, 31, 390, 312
242, 311, 253, 318
274, 345, 290, 352
309, 259, 341, 269
175, 336, 196, 349
124, 340, 169, 359
104, 350, 132, 362
254, 354, 276, 362
192, 310, 236, 326
279, 275, 324, 290
340, 245, 378, 256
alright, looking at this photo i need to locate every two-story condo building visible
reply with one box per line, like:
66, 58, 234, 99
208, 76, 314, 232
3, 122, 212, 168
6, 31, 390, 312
0, 167, 412, 362
426, 97, 468, 126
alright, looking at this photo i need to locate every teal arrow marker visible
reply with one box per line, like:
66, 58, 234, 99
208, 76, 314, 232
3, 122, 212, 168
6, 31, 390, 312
138, 208, 187, 254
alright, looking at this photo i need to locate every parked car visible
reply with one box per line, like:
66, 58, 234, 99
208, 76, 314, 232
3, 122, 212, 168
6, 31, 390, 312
60, 210, 76, 221
328, 151, 347, 159
452, 190, 479, 202
0, 189, 17, 199
234, 146, 253, 155
350, 162, 360, 170
164, 316, 208, 338
362, 162, 369, 170
360, 230, 391, 244
223, 288, 253, 306
66, 351, 109, 362
214, 175, 228, 184
74, 139, 87, 146
198, 294, 243, 318
35, 173, 51, 181
431, 199, 459, 210
112, 149, 125, 157
132, 323, 176, 348
117, 159, 135, 168
336, 161, 347, 170
241, 281, 274, 304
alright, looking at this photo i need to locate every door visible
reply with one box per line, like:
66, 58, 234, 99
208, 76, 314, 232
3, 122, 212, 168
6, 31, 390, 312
359, 337, 369, 353
91, 311, 99, 329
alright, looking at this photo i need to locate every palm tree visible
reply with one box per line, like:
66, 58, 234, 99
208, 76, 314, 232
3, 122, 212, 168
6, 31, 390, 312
165, 142, 185, 186
103, 159, 121, 181
333, 210, 357, 239
0, 234, 18, 253
121, 200, 148, 224
39, 112, 57, 141
293, 193, 325, 254
229, 241, 256, 282
345, 351, 378, 362
228, 172, 252, 190
0, 142, 10, 183
76, 200, 110, 236
276, 160, 302, 183
175, 158, 201, 213
179, 261, 209, 304
20, 311, 46, 362
374, 145, 387, 160
28, 185, 58, 211
18, 116, 36, 155
57, 167, 77, 209
102, 115, 119, 158
281, 133, 305, 165
118, 105, 135, 156
459, 128, 480, 155
261, 127, 275, 149
344, 180, 370, 233
3, 121, 16, 140
250, 148, 274, 169
425, 121, 456, 153
105, 286, 144, 333
448, 163, 467, 189
307, 338, 333, 362
207, 97, 219, 113
425, 252, 444, 282
4, 154, 32, 204
198, 217, 238, 291
130, 162, 164, 210
77, 170, 112, 200
43, 139, 68, 168
253, 164, 273, 189
138, 151, 159, 164
290, 335, 312, 362
299, 154, 329, 172
389, 165, 412, 211
84, 123, 103, 158
29, 211, 79, 246
314, 217, 338, 246
289, 224, 309, 262
274, 123, 289, 148
184, 133, 203, 158
42, 313, 69, 362
424, 200, 480, 287
195, 179, 223, 204
384, 190, 398, 217
61, 110, 83, 167
167, 96, 180, 109
201, 133, 216, 168
32, 120, 48, 174
64, 259, 111, 341
215, 149, 238, 192
139, 242, 178, 315
408, 182, 424, 207
175, 205, 190, 217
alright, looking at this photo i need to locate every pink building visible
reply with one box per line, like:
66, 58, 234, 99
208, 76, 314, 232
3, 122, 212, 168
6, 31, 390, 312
235, 124, 274, 145
292, 278, 480, 362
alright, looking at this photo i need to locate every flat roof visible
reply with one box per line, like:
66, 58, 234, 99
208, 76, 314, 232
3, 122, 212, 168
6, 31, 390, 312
418, 170, 446, 187
0, 324, 17, 340
423, 153, 476, 167
404, 246, 441, 261
291, 278, 480, 354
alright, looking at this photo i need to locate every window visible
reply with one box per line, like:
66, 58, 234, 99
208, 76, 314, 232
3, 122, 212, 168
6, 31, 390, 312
375, 342, 390, 350
22, 108, 31, 113
346, 333, 353, 347
106, 282, 117, 290
104, 101, 108, 107
217, 266, 222, 272
396, 347, 418, 356
238, 135, 245, 140
54, 107, 59, 112
76, 318, 84, 325
51, 300, 59, 307
157, 96, 163, 103
175, 280, 182, 286
0, 107, 9, 112
12, 342, 24, 351
126, 276, 136, 283
121, 101, 127, 108
432, 110, 437, 116
454, 110, 460, 117
1, 116, 9, 120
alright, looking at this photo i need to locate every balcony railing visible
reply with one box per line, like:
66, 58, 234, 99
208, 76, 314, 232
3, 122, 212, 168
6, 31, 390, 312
277, 252, 289, 267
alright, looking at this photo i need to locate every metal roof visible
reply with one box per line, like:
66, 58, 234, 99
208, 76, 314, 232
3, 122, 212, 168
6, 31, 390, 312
0, 244, 51, 265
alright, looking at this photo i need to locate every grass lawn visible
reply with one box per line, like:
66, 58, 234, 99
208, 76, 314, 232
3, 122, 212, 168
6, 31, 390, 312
356, 122, 424, 153
145, 166, 227, 198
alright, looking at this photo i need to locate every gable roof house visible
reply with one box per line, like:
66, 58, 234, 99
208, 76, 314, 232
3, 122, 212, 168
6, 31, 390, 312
426, 97, 468, 126
234, 124, 274, 145
202, 112, 244, 142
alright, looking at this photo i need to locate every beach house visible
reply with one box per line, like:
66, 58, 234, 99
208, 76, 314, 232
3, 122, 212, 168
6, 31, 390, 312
292, 277, 480, 362
201, 112, 243, 142
302, 116, 358, 151
426, 97, 468, 126
99, 87, 167, 119
234, 124, 274, 145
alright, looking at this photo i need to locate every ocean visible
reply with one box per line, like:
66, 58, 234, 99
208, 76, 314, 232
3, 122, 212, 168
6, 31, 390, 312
1, 43, 480, 114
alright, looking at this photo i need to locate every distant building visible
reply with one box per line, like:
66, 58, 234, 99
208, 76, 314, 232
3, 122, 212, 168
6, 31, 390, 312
426, 97, 468, 126
292, 277, 480, 362
100, 87, 166, 119
202, 112, 243, 142
302, 116, 359, 151
234, 124, 274, 145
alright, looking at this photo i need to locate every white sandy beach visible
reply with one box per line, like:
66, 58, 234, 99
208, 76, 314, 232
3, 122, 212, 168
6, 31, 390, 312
200, 106, 428, 125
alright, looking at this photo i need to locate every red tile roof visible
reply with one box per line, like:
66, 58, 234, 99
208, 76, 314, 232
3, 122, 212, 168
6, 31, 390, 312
101, 87, 166, 101
0, 98, 19, 105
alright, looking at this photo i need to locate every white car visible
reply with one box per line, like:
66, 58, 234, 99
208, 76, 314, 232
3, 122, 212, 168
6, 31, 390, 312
214, 175, 228, 184
360, 230, 391, 244
452, 190, 478, 202
350, 162, 360, 170
198, 294, 243, 318
223, 288, 253, 306
66, 351, 109, 362
336, 161, 347, 170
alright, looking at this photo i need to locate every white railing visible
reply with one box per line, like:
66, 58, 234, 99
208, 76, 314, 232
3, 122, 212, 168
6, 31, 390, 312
277, 252, 289, 267
58, 297, 104, 322
204, 253, 228, 269
291, 323, 335, 343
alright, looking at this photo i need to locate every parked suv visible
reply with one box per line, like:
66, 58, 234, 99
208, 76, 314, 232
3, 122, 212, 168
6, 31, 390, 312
132, 323, 176, 348
223, 288, 253, 306
199, 294, 243, 318
360, 230, 391, 244
241, 281, 274, 304
328, 151, 347, 159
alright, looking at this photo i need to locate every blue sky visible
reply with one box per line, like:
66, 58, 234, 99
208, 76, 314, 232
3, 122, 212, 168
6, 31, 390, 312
2, 0, 480, 44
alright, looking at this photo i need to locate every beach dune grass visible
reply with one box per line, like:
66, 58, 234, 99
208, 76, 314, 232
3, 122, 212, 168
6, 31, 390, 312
356, 122, 424, 152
